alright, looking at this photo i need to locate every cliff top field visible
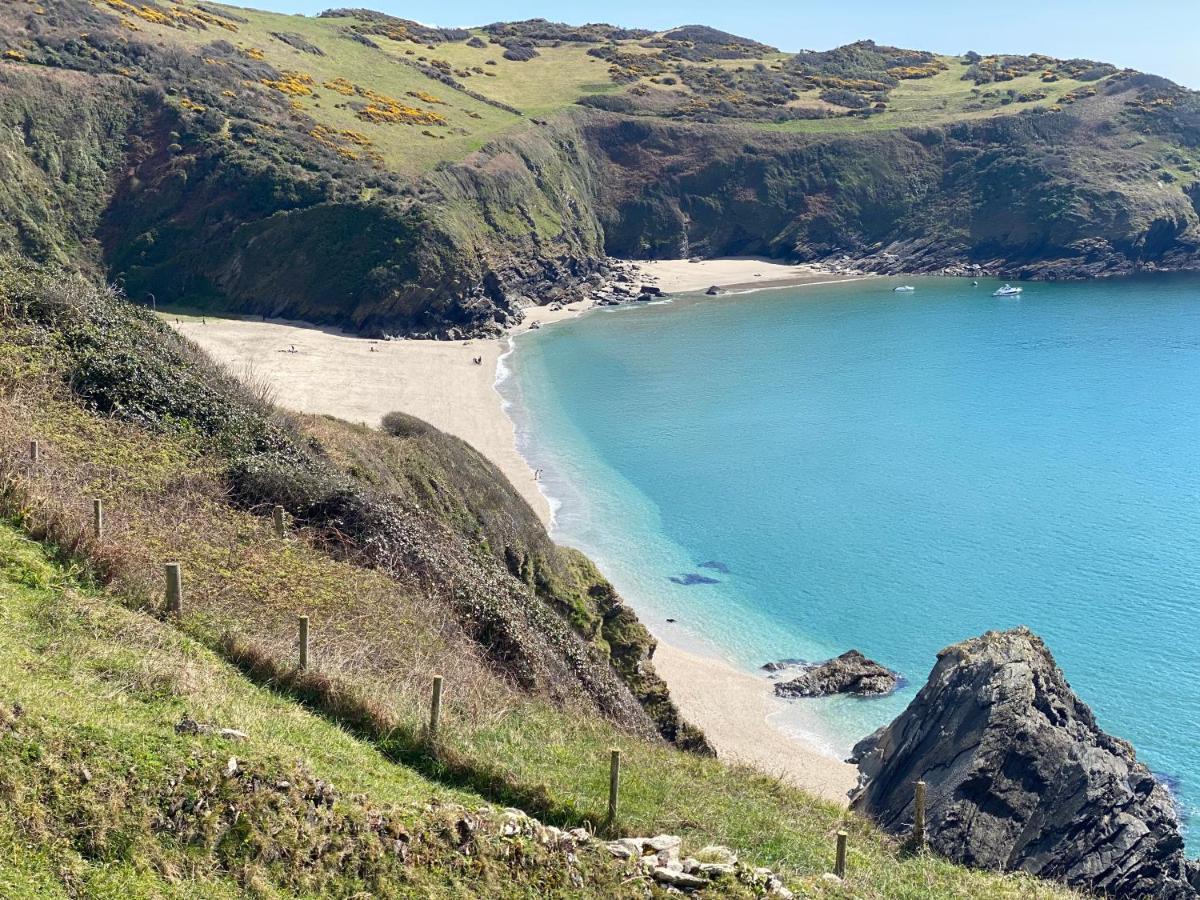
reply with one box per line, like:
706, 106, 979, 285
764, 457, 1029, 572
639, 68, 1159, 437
8, 0, 1163, 174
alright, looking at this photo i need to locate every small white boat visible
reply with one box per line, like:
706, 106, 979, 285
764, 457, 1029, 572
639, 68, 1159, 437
993, 283, 1023, 297
893, 285, 915, 292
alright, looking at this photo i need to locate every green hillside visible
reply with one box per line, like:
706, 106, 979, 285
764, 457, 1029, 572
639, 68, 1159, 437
0, 1, 1197, 336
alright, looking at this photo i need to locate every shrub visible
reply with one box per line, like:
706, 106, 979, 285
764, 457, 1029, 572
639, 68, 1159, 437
820, 87, 871, 109
381, 410, 432, 438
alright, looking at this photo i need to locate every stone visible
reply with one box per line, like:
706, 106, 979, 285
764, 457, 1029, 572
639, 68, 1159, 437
694, 845, 737, 866
773, 650, 898, 698
639, 284, 663, 296
651, 867, 707, 889
645, 834, 682, 853
850, 627, 1200, 899
705, 285, 721, 295
761, 659, 804, 673
606, 838, 642, 859
176, 714, 247, 740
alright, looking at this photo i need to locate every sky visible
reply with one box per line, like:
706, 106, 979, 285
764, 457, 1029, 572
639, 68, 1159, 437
245, 0, 1200, 88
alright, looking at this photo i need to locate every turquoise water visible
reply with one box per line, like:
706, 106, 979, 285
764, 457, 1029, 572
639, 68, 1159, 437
499, 274, 1200, 830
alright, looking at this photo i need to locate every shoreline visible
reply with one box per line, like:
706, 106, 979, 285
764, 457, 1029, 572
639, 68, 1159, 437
167, 258, 866, 803
632, 257, 870, 294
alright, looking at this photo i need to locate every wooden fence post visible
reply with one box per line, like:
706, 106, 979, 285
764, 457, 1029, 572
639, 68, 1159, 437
29, 440, 39, 463
914, 780, 927, 850
834, 830, 847, 878
273, 505, 285, 538
298, 615, 309, 671
164, 562, 183, 615
607, 748, 621, 824
429, 674, 443, 737
92, 498, 103, 539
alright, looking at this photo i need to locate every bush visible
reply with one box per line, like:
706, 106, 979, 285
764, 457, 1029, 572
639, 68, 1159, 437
381, 410, 432, 438
820, 87, 871, 109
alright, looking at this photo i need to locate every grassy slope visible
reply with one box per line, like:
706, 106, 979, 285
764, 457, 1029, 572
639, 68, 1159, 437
109, 2, 1123, 173
764, 59, 1100, 134
0, 523, 648, 898
0, 263, 1079, 898
128, 1, 524, 172
402, 35, 621, 117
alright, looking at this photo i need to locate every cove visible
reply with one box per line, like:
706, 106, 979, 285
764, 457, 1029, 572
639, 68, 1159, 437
499, 273, 1200, 831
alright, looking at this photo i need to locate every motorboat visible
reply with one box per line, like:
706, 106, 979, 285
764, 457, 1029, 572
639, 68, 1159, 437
993, 283, 1023, 297
893, 285, 915, 292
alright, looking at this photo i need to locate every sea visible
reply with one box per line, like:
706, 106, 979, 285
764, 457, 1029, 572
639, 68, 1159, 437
497, 273, 1200, 832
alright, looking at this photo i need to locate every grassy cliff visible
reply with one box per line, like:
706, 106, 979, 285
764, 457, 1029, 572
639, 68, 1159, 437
0, 257, 1084, 899
0, 1, 1197, 335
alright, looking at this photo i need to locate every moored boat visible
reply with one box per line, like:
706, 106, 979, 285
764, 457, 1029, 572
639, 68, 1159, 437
993, 283, 1023, 297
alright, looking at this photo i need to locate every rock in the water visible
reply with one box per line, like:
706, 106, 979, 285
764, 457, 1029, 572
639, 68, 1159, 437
761, 658, 805, 673
773, 650, 898, 697
705, 285, 722, 295
850, 627, 1200, 898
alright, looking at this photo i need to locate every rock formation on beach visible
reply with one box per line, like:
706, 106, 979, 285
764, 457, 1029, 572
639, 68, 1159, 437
772, 650, 899, 698
850, 627, 1200, 898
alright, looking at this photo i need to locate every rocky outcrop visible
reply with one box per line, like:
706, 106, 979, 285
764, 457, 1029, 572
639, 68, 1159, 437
772, 650, 899, 698
850, 627, 1199, 898
582, 105, 1200, 282
605, 835, 793, 897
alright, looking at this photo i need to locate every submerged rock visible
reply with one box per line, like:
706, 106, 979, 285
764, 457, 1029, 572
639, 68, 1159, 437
773, 650, 898, 697
850, 627, 1199, 898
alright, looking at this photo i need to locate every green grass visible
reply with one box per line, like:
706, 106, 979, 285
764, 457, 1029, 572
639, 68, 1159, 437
405, 35, 622, 118
763, 60, 1108, 134
146, 1, 529, 172
117, 4, 1124, 166
0, 518, 1078, 899
0, 523, 470, 897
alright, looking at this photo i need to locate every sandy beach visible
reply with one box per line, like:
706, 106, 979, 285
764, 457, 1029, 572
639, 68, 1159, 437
169, 260, 861, 804
168, 301, 585, 524
636, 257, 868, 294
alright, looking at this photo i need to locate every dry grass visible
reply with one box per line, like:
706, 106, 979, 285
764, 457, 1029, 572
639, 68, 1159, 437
0, 368, 517, 739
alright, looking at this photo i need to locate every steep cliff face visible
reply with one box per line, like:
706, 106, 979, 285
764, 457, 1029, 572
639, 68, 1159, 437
850, 628, 1199, 898
101, 103, 608, 336
581, 86, 1200, 279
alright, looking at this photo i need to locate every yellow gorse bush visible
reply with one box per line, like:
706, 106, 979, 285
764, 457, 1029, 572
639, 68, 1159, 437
261, 71, 315, 96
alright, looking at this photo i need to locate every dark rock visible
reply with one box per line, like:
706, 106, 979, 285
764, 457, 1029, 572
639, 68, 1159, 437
635, 293, 655, 302
761, 658, 805, 673
850, 627, 1199, 898
669, 573, 720, 585
640, 284, 664, 296
466, 36, 487, 48
705, 285, 721, 295
773, 650, 898, 697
